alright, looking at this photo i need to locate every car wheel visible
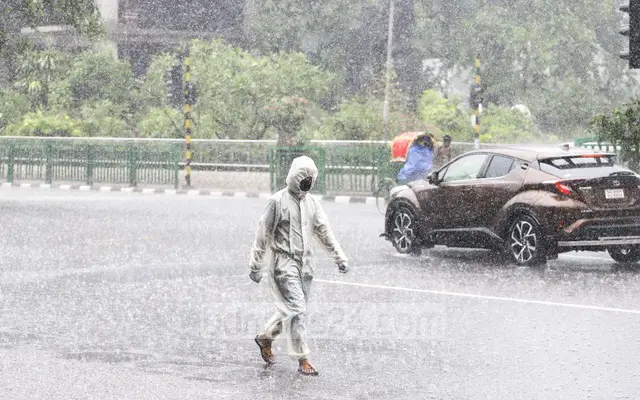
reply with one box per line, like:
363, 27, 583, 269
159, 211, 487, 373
506, 215, 546, 266
391, 206, 420, 254
608, 247, 640, 263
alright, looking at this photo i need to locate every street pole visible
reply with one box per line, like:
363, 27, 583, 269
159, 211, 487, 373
382, 0, 395, 140
472, 55, 481, 150
184, 43, 192, 187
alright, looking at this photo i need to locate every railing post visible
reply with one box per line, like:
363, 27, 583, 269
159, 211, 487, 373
86, 143, 94, 186
316, 147, 326, 195
173, 144, 180, 189
45, 141, 53, 184
128, 143, 138, 187
7, 142, 15, 183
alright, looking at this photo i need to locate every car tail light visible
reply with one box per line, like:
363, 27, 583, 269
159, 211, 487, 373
555, 181, 573, 196
545, 179, 585, 198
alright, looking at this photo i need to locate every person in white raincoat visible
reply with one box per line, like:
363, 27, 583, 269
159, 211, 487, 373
248, 155, 349, 376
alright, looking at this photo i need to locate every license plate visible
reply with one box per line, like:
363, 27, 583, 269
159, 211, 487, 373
605, 189, 625, 199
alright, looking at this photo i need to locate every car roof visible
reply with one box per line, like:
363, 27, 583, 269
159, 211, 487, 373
462, 146, 617, 162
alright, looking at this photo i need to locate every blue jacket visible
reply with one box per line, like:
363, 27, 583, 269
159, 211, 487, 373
397, 145, 433, 183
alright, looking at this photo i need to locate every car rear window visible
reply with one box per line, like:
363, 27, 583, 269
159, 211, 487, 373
539, 155, 618, 176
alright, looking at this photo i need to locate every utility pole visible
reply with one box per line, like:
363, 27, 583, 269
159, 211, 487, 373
184, 43, 192, 187
382, 0, 395, 139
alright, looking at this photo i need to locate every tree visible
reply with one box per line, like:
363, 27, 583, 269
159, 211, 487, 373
1, 0, 102, 84
68, 50, 135, 108
590, 100, 640, 171
413, 0, 635, 138
13, 48, 69, 110
0, 89, 30, 131
185, 39, 331, 140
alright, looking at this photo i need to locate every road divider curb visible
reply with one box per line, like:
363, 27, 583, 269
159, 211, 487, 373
0, 182, 385, 206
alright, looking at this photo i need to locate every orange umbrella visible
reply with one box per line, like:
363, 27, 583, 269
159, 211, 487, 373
391, 132, 420, 162
390, 126, 441, 162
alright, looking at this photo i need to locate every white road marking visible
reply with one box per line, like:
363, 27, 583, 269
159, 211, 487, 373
316, 279, 640, 315
562, 253, 610, 261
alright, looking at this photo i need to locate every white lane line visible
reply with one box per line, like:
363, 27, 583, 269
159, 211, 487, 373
316, 279, 640, 315
562, 254, 610, 261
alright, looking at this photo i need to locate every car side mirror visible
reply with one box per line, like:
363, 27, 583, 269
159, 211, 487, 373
427, 171, 439, 185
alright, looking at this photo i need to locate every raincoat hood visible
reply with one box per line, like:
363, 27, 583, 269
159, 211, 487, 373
286, 156, 319, 198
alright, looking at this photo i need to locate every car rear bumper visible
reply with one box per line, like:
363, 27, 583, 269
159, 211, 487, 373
552, 215, 640, 249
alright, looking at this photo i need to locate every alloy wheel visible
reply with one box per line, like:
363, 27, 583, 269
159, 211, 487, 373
510, 220, 538, 263
392, 210, 415, 253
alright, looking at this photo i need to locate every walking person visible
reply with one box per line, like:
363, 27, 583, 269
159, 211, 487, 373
248, 155, 349, 376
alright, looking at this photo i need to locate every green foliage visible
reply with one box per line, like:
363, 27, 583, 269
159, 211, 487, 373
188, 39, 331, 140
3, 110, 80, 137
0, 0, 103, 57
317, 94, 423, 141
479, 105, 534, 144
0, 89, 30, 131
590, 100, 640, 170
13, 48, 69, 110
68, 50, 135, 107
79, 100, 129, 137
417, 90, 468, 141
413, 0, 633, 137
417, 89, 537, 144
319, 99, 384, 141
138, 107, 183, 139
139, 53, 178, 109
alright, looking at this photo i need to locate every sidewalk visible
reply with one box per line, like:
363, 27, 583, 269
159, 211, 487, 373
0, 180, 385, 206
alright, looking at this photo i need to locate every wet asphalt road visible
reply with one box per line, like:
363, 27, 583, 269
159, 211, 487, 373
1, 188, 640, 399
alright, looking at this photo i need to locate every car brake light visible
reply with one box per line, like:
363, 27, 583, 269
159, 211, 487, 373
555, 181, 573, 196
581, 154, 604, 158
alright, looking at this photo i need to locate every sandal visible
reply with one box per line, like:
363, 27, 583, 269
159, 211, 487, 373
254, 335, 275, 364
298, 359, 319, 376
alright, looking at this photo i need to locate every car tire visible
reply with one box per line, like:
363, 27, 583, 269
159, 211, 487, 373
506, 214, 546, 267
608, 247, 640, 263
390, 206, 420, 255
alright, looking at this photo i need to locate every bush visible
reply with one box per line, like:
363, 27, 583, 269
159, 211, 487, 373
80, 100, 130, 137
417, 90, 468, 141
0, 89, 31, 132
138, 108, 183, 138
590, 100, 640, 170
3, 110, 81, 137
479, 104, 534, 143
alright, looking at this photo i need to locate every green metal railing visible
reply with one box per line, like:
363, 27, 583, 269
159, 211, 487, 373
0, 138, 181, 188
0, 137, 549, 195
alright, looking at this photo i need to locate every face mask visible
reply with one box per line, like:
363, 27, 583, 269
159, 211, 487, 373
299, 176, 313, 192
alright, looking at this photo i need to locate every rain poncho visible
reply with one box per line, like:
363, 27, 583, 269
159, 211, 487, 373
249, 156, 348, 360
396, 144, 433, 183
